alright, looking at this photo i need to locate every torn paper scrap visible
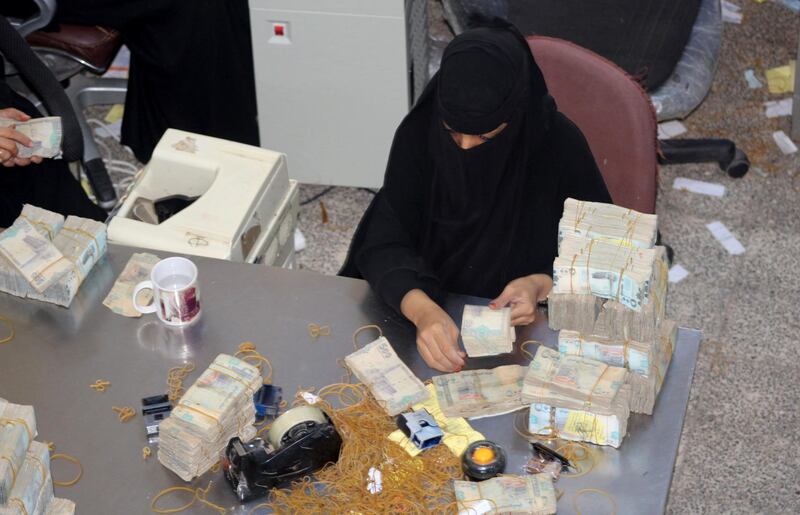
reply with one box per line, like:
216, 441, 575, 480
744, 69, 763, 89
765, 98, 793, 118
706, 221, 745, 255
673, 177, 725, 197
773, 131, 798, 155
657, 120, 688, 139
721, 1, 742, 23
668, 264, 690, 284
766, 61, 796, 94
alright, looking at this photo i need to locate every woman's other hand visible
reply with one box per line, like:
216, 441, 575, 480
490, 274, 553, 326
401, 289, 465, 372
0, 108, 40, 168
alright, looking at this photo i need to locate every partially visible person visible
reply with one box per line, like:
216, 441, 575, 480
54, 0, 260, 163
0, 55, 106, 228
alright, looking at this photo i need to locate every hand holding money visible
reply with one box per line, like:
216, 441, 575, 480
0, 110, 62, 164
0, 108, 40, 167
401, 289, 465, 372
490, 274, 553, 326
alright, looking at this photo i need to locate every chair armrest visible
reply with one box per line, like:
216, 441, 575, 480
12, 0, 57, 37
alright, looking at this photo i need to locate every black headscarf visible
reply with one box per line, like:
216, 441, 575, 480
419, 25, 555, 297
340, 21, 611, 311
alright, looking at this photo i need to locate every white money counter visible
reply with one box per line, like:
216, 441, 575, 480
107, 129, 298, 267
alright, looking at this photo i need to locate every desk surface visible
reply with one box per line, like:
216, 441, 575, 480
0, 246, 700, 514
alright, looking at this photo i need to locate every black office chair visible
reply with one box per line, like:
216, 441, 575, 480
439, 0, 750, 178
3, 0, 125, 208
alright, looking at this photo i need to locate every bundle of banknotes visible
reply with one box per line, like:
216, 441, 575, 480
558, 319, 677, 414
0, 206, 107, 307
523, 347, 631, 447
432, 364, 527, 419
558, 198, 658, 249
158, 354, 262, 481
0, 399, 75, 514
553, 233, 661, 312
460, 305, 515, 357
103, 252, 160, 317
345, 336, 430, 416
0, 117, 63, 159
453, 475, 556, 515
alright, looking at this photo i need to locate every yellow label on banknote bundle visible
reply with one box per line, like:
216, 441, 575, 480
564, 411, 606, 444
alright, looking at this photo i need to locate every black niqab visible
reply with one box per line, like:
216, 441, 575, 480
340, 23, 611, 312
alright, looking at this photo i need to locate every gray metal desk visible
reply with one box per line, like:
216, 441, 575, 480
0, 246, 700, 514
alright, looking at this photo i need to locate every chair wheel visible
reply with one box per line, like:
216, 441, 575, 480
724, 148, 749, 178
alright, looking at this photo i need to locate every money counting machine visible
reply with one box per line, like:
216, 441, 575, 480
224, 406, 342, 502
108, 129, 298, 267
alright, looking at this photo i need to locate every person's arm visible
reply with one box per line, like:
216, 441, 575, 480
351, 116, 464, 372
0, 108, 40, 168
491, 113, 609, 325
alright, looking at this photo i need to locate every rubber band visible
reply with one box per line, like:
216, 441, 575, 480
51, 453, 83, 487
112, 406, 136, 422
57, 226, 100, 255
352, 324, 383, 350
167, 362, 195, 403
150, 486, 198, 513
0, 314, 14, 344
143, 447, 152, 460
0, 417, 33, 441
8, 498, 27, 515
46, 441, 55, 452
234, 342, 273, 384
307, 323, 331, 339
573, 488, 618, 515
19, 215, 55, 241
90, 379, 111, 392
0, 455, 16, 484
519, 340, 542, 361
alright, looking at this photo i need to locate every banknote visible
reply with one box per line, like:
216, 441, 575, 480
0, 117, 62, 159
460, 305, 515, 357
0, 400, 38, 505
454, 475, 556, 515
345, 336, 429, 416
558, 198, 658, 250
158, 354, 261, 481
3, 440, 51, 514
432, 364, 526, 419
0, 218, 72, 292
103, 252, 160, 317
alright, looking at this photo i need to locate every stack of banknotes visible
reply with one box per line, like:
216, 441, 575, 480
553, 233, 659, 312
432, 364, 527, 419
548, 199, 676, 416
0, 206, 107, 307
558, 198, 658, 249
158, 354, 262, 481
0, 117, 62, 159
558, 319, 677, 415
523, 347, 631, 447
460, 305, 515, 357
345, 336, 429, 416
454, 475, 556, 515
0, 399, 76, 514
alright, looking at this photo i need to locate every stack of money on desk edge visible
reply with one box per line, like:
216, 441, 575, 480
548, 198, 675, 414
454, 474, 556, 515
460, 304, 516, 357
523, 346, 631, 448
432, 364, 527, 419
558, 320, 677, 415
0, 205, 107, 307
158, 354, 261, 481
0, 398, 76, 514
345, 336, 430, 416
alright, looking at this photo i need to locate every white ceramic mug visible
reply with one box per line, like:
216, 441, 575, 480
133, 257, 201, 326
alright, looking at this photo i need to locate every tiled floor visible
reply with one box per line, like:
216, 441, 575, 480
91, 1, 799, 511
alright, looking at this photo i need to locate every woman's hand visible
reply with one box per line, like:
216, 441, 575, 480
490, 274, 553, 326
0, 108, 40, 168
401, 289, 465, 372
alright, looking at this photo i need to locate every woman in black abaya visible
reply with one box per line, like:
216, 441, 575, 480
340, 21, 612, 373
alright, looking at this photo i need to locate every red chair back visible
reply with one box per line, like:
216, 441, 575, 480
528, 36, 658, 214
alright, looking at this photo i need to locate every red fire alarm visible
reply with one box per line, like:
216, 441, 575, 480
274, 24, 285, 37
